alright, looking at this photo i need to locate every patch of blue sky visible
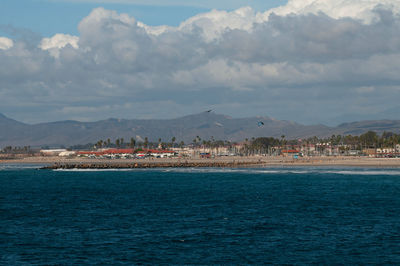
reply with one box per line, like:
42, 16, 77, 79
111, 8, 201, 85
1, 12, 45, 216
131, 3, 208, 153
0, 0, 287, 37
0, 0, 208, 36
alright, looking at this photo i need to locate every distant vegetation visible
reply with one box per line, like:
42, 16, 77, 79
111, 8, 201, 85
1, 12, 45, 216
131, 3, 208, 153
0, 146, 34, 155
240, 131, 400, 155
2, 131, 400, 155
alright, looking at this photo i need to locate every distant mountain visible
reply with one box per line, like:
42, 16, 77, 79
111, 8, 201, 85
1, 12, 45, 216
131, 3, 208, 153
331, 106, 400, 125
0, 112, 400, 148
335, 120, 400, 136
0, 113, 27, 128
0, 113, 29, 145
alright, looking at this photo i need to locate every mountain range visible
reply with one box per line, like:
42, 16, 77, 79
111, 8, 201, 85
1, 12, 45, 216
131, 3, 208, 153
1, 112, 400, 148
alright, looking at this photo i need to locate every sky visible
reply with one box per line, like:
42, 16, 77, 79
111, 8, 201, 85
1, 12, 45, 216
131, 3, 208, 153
1, 0, 400, 125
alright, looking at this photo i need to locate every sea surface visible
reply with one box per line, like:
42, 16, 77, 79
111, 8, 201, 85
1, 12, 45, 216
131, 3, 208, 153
1, 165, 400, 265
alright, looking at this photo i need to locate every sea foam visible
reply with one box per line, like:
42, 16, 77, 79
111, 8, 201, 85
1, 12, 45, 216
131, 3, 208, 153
50, 167, 400, 176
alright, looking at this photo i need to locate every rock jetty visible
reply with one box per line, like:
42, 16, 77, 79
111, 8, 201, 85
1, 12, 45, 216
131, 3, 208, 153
40, 161, 261, 170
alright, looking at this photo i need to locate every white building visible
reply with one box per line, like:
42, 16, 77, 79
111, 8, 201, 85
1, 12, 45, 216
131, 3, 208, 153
40, 149, 67, 156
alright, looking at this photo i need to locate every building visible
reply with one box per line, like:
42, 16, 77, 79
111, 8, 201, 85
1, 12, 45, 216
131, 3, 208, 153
77, 148, 176, 159
58, 151, 77, 157
281, 149, 300, 157
77, 149, 135, 159
146, 149, 176, 158
40, 149, 68, 156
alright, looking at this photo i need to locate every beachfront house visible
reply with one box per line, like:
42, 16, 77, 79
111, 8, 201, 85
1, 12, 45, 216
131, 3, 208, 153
280, 149, 300, 157
147, 149, 176, 158
58, 151, 77, 157
40, 149, 68, 156
77, 148, 135, 159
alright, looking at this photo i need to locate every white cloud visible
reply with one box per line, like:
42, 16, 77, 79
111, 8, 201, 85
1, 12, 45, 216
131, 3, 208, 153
0, 37, 14, 50
2, 0, 400, 124
39, 34, 79, 57
77, 7, 137, 47
136, 0, 400, 40
137, 22, 172, 36
40, 34, 79, 50
177, 7, 256, 41
264, 0, 400, 24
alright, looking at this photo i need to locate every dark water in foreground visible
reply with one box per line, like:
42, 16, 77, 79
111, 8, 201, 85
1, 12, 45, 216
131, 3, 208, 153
1, 166, 400, 265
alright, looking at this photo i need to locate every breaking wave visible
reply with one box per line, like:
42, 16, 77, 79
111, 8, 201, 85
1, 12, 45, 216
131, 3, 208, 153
163, 168, 400, 176
50, 167, 400, 176
2, 163, 399, 176
0, 164, 46, 171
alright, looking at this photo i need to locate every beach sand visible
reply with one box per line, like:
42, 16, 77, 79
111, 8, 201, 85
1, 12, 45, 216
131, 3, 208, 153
2, 156, 400, 168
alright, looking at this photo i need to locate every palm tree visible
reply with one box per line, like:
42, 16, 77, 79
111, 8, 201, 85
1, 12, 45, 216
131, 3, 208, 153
96, 140, 103, 149
171, 137, 176, 148
280, 135, 286, 154
130, 138, 136, 148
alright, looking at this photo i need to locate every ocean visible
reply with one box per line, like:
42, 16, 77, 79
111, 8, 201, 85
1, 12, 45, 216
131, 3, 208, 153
1, 165, 400, 264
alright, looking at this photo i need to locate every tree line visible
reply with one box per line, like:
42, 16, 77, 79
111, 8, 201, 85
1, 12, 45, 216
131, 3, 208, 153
2, 131, 400, 153
242, 131, 400, 155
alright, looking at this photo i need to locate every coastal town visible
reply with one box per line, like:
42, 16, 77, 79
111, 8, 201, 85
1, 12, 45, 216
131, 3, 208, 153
28, 140, 400, 159
2, 131, 400, 168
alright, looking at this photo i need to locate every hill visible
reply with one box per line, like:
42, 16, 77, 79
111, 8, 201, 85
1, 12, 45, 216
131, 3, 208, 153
1, 112, 400, 147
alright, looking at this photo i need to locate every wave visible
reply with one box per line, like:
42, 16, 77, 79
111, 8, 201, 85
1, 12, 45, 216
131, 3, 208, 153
0, 164, 46, 171
53, 168, 140, 172
50, 167, 400, 176
2, 164, 398, 176
322, 170, 400, 176
157, 167, 400, 176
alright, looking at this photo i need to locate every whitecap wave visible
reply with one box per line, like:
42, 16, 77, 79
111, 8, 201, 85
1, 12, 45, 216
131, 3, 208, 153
50, 167, 400, 176
323, 170, 400, 176
0, 164, 46, 171
53, 168, 141, 172
155, 167, 400, 176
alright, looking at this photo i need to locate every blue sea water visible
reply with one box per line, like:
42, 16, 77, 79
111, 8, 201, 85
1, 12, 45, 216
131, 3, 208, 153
1, 165, 400, 265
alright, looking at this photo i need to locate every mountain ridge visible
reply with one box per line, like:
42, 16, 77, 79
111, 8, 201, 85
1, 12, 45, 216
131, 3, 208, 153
1, 112, 400, 148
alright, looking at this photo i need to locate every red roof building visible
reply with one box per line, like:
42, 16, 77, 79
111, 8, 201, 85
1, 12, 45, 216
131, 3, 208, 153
77, 148, 175, 157
281, 150, 300, 154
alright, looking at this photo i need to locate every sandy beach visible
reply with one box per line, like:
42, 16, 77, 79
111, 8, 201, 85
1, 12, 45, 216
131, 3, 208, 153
2, 156, 400, 168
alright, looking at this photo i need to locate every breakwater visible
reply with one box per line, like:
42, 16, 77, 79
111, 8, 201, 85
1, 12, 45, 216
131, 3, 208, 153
40, 160, 261, 169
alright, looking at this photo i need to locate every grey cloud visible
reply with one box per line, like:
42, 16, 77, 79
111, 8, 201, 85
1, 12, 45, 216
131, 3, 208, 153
215, 10, 400, 64
1, 6, 400, 125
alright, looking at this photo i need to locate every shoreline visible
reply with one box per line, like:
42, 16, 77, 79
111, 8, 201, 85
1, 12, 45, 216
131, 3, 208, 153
2, 156, 400, 168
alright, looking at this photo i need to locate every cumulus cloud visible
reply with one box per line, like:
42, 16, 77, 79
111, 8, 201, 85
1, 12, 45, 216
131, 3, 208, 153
2, 0, 400, 124
40, 34, 79, 50
264, 0, 400, 23
177, 7, 257, 41
0, 37, 14, 50
39, 33, 79, 57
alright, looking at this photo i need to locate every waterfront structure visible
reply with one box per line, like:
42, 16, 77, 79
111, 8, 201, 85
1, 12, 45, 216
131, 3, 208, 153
77, 148, 176, 159
40, 149, 68, 156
